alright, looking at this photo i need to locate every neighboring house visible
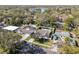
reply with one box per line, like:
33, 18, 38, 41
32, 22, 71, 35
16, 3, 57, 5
54, 21, 65, 29
2, 26, 19, 32
29, 8, 47, 13
51, 31, 76, 45
33, 29, 51, 40
29, 8, 41, 13
19, 25, 36, 35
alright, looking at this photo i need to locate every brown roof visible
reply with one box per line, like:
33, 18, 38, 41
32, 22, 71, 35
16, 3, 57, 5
20, 26, 36, 34
35, 29, 51, 37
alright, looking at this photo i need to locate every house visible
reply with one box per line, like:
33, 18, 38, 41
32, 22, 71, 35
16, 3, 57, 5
2, 26, 19, 32
51, 31, 76, 45
19, 25, 36, 34
54, 21, 65, 29
29, 8, 41, 13
29, 8, 47, 13
33, 29, 51, 40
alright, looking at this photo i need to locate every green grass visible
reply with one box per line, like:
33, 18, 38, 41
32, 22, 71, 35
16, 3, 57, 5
25, 35, 53, 48
25, 37, 51, 48
31, 38, 53, 48
31, 41, 50, 48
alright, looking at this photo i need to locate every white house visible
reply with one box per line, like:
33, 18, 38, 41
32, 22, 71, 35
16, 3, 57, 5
2, 26, 19, 32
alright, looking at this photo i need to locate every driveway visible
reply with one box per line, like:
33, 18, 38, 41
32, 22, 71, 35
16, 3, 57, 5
43, 43, 59, 54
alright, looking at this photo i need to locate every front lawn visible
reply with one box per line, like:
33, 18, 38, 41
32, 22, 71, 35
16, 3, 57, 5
25, 34, 53, 48
34, 39, 53, 46
25, 37, 53, 48
31, 38, 53, 48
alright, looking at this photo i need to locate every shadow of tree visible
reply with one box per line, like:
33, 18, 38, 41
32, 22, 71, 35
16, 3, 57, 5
9, 41, 46, 54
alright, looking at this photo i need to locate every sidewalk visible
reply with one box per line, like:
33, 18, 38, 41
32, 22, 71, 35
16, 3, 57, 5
28, 38, 34, 42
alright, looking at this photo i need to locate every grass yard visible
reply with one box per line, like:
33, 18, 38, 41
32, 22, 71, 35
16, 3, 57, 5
32, 39, 53, 48
25, 36, 53, 48
25, 34, 53, 48
31, 42, 51, 48
34, 39, 53, 46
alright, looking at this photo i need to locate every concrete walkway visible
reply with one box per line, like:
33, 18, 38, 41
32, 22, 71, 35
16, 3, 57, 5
20, 33, 30, 41
28, 38, 34, 43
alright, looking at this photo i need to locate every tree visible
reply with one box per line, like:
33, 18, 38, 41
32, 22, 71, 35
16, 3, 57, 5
72, 28, 79, 38
0, 29, 22, 53
59, 45, 79, 54
9, 41, 46, 54
64, 16, 75, 31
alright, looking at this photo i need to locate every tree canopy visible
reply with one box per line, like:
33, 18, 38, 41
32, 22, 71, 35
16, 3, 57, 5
0, 29, 22, 53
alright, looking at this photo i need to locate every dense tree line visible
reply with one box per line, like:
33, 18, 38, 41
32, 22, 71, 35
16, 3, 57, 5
0, 7, 79, 28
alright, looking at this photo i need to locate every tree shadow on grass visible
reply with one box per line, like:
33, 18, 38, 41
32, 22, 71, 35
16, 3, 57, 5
9, 41, 46, 54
